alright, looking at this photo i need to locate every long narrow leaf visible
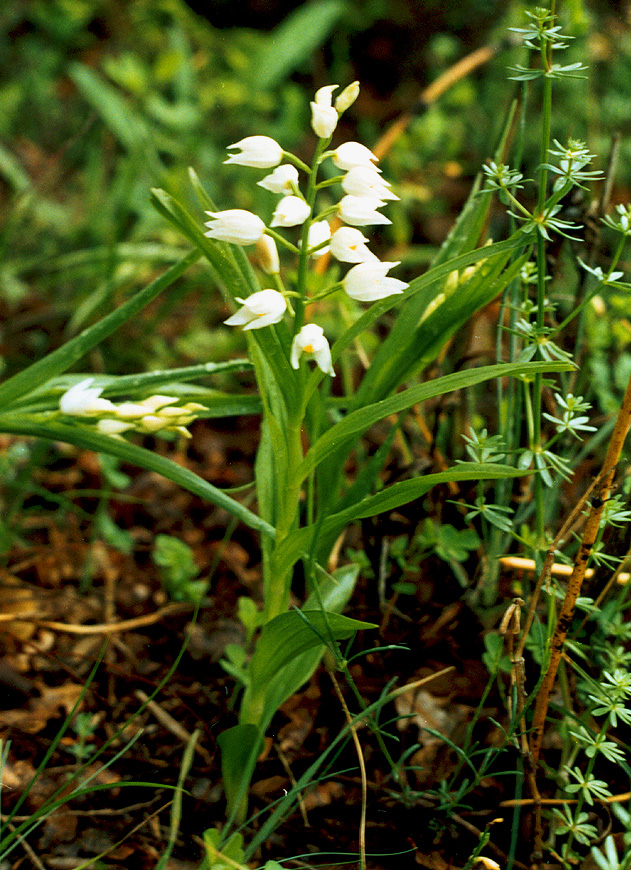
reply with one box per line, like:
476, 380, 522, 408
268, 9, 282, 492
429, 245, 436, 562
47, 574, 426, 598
298, 360, 572, 483
151, 188, 300, 414
303, 235, 528, 408
0, 418, 274, 539
353, 244, 525, 406
275, 463, 531, 580
0, 251, 200, 410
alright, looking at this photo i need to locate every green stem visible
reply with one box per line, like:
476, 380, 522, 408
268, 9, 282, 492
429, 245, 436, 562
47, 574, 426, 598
293, 138, 328, 337
533, 7, 555, 544
263, 420, 305, 623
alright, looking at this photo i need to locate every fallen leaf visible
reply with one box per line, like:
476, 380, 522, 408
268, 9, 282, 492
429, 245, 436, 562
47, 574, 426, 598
0, 682, 83, 733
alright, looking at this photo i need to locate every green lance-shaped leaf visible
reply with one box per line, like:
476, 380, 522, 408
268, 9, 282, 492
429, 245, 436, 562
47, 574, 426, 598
242, 610, 374, 724
0, 251, 201, 411
0, 418, 274, 540
249, 0, 347, 90
275, 462, 532, 580
298, 360, 572, 485
220, 564, 366, 827
353, 240, 526, 407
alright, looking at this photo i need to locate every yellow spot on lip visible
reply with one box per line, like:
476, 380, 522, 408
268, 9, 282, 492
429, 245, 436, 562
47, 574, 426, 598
304, 344, 314, 352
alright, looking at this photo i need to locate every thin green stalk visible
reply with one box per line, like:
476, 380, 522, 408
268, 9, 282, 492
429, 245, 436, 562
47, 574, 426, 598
533, 5, 555, 545
264, 421, 305, 623
293, 138, 328, 336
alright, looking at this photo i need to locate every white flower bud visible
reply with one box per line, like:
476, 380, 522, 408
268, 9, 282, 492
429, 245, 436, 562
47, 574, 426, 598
59, 379, 116, 416
115, 401, 151, 419
334, 81, 360, 114
138, 395, 179, 412
305, 220, 331, 257
97, 418, 133, 435
330, 227, 378, 263
224, 289, 287, 330
311, 103, 338, 139
290, 324, 334, 376
204, 209, 266, 245
256, 235, 280, 274
343, 260, 408, 302
342, 166, 399, 200
270, 195, 311, 228
332, 142, 379, 171
257, 164, 299, 194
338, 195, 390, 226
224, 136, 283, 168
137, 415, 165, 432
310, 85, 339, 139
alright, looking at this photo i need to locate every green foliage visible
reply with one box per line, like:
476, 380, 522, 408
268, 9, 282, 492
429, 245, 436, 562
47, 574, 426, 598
5, 0, 631, 864
249, 0, 348, 90
201, 828, 284, 870
152, 533, 208, 604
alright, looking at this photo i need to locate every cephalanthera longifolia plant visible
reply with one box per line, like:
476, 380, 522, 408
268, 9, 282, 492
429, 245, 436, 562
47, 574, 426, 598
0, 73, 568, 835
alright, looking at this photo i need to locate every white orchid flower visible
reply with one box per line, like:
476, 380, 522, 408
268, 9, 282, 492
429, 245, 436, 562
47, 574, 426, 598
310, 85, 339, 139
257, 164, 300, 194
343, 260, 408, 302
290, 324, 334, 376
204, 209, 266, 245
224, 289, 287, 330
338, 195, 390, 226
305, 220, 331, 257
342, 166, 399, 201
59, 378, 116, 415
330, 227, 378, 263
332, 142, 380, 171
270, 196, 311, 228
224, 136, 283, 168
256, 235, 280, 274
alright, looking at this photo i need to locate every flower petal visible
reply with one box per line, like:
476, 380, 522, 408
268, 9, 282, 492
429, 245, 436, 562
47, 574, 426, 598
224, 136, 283, 168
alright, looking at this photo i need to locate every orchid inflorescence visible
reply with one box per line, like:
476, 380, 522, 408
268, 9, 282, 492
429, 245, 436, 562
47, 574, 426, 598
204, 82, 408, 376
58, 378, 205, 439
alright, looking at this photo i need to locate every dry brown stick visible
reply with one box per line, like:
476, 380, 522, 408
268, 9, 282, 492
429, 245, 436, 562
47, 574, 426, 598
0, 602, 192, 633
501, 791, 631, 808
372, 44, 500, 162
135, 690, 213, 764
3, 818, 47, 870
511, 470, 604, 685
529, 369, 631, 767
